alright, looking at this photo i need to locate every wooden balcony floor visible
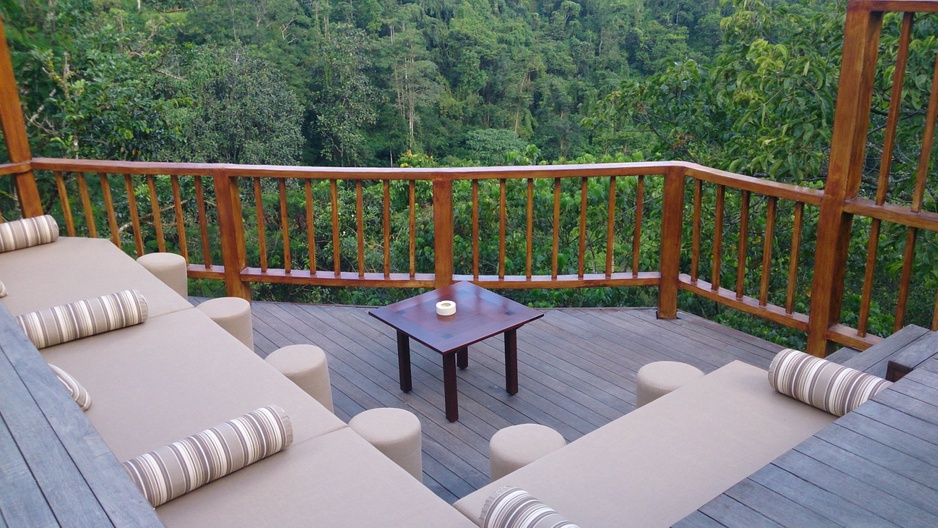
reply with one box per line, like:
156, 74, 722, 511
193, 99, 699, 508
225, 300, 783, 503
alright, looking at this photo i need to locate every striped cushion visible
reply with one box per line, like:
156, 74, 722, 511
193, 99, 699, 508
769, 348, 892, 416
123, 405, 293, 507
0, 215, 59, 252
48, 364, 92, 411
481, 487, 580, 528
16, 290, 149, 349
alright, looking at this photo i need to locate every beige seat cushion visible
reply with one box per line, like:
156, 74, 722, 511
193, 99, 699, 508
41, 308, 345, 461
454, 361, 836, 528
0, 237, 192, 318
156, 427, 476, 528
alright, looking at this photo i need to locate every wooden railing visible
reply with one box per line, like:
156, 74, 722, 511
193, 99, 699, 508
1, 0, 937, 356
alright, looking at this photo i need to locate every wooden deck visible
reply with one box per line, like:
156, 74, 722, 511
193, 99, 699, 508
236, 300, 782, 503
679, 326, 938, 528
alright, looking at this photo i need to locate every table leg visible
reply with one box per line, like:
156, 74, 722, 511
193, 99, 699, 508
504, 328, 518, 395
457, 346, 468, 369
443, 352, 459, 421
396, 330, 413, 393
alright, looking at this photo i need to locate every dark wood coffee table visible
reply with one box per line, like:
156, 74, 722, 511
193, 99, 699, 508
369, 282, 543, 421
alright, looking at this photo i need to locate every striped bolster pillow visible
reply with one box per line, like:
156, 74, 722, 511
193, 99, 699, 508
769, 348, 892, 416
48, 364, 92, 411
16, 290, 149, 349
0, 215, 59, 252
481, 487, 580, 528
123, 405, 293, 507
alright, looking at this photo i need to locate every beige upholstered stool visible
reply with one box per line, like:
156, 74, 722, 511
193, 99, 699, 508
635, 361, 705, 408
349, 408, 423, 482
265, 344, 334, 413
197, 297, 254, 350
489, 423, 566, 481
137, 252, 188, 298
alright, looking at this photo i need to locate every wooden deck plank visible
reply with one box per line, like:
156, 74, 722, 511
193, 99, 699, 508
241, 300, 782, 504
771, 449, 931, 527
747, 464, 891, 527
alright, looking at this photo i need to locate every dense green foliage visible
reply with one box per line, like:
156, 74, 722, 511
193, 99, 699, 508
2, 0, 937, 349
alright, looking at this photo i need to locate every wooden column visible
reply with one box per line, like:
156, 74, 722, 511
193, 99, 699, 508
433, 176, 454, 289
213, 170, 251, 299
658, 166, 685, 319
0, 15, 41, 217
806, 4, 883, 356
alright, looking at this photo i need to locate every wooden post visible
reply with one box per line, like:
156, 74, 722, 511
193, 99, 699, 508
806, 4, 883, 356
0, 15, 42, 217
213, 170, 251, 300
433, 175, 454, 289
658, 166, 685, 319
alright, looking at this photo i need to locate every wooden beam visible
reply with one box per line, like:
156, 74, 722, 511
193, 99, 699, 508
0, 15, 41, 216
432, 176, 454, 289
658, 167, 685, 319
806, 5, 883, 356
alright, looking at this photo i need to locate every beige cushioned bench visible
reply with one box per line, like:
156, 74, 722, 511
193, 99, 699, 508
0, 237, 192, 318
1, 237, 474, 528
454, 361, 837, 527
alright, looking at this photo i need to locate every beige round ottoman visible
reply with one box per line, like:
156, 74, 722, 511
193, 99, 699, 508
349, 408, 423, 481
266, 344, 334, 413
197, 297, 254, 350
489, 423, 566, 481
635, 361, 705, 408
137, 252, 188, 298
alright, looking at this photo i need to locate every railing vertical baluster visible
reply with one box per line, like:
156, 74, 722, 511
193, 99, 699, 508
305, 180, 316, 273
526, 178, 534, 280
605, 176, 616, 278
195, 176, 212, 268
736, 191, 750, 300
691, 179, 702, 282
911, 51, 938, 212
331, 179, 341, 277
894, 227, 918, 332
146, 175, 166, 252
859, 16, 912, 336
552, 178, 560, 280
254, 178, 268, 272
857, 221, 880, 336
279, 178, 292, 274
632, 175, 644, 277
875, 13, 913, 205
658, 167, 685, 319
932, 290, 938, 331
409, 180, 416, 279
383, 180, 391, 279
472, 180, 479, 280
355, 180, 364, 278
785, 202, 803, 315
578, 177, 587, 279
759, 197, 776, 306
170, 176, 188, 261
76, 172, 97, 238
712, 185, 725, 291
55, 172, 76, 236
500, 178, 507, 280
124, 175, 143, 256
98, 173, 120, 247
